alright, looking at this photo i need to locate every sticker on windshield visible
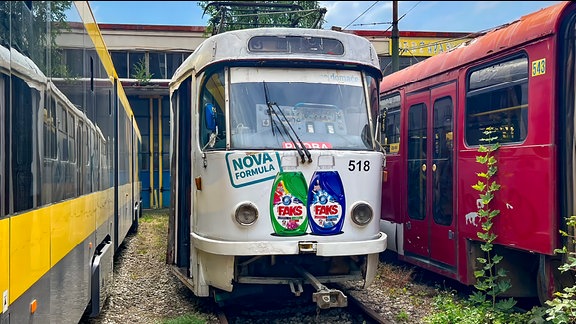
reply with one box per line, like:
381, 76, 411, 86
230, 67, 362, 86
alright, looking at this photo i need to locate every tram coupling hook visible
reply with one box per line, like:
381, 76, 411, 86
292, 265, 348, 309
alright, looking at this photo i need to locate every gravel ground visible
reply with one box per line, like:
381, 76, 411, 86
79, 209, 448, 324
79, 209, 219, 324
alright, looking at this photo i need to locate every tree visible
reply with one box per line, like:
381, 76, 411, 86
0, 1, 73, 75
198, 1, 326, 35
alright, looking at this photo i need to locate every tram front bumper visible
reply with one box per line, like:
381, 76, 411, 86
190, 231, 387, 256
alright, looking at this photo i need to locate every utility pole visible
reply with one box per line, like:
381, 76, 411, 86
391, 0, 399, 72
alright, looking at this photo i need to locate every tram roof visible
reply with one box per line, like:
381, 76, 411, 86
0, 45, 47, 88
0, 44, 98, 138
170, 27, 381, 88
380, 1, 573, 91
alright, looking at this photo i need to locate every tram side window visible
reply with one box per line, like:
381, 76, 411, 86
68, 114, 75, 163
465, 56, 528, 145
11, 76, 37, 212
199, 70, 226, 150
44, 94, 57, 159
57, 103, 69, 161
379, 93, 401, 154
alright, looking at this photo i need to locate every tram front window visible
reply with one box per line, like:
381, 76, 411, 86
229, 67, 372, 150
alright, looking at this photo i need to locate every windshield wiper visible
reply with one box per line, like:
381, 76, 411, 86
263, 81, 312, 163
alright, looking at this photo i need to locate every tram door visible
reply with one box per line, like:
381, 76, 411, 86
404, 83, 456, 269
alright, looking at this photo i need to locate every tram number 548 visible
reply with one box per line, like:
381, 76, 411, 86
348, 160, 370, 171
532, 58, 546, 77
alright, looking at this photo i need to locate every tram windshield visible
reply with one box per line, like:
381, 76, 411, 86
229, 67, 372, 150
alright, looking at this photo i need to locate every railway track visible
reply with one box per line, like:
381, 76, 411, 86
346, 292, 392, 324
207, 261, 541, 324
212, 283, 391, 324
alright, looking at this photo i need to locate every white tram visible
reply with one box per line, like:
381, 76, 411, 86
167, 27, 387, 308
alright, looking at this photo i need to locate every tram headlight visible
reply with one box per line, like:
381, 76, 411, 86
351, 202, 373, 226
234, 202, 259, 226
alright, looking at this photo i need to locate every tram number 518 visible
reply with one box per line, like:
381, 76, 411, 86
348, 160, 370, 172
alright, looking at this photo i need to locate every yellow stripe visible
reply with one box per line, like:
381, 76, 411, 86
10, 190, 113, 303
72, 1, 141, 141
0, 218, 8, 312
10, 209, 51, 304
96, 188, 115, 229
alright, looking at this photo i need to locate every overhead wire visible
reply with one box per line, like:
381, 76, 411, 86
334, 1, 506, 73
343, 1, 379, 30
340, 1, 484, 65
349, 1, 422, 29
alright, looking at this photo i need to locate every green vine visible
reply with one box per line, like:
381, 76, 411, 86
544, 215, 576, 323
468, 127, 515, 312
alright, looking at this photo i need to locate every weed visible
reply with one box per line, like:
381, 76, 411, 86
395, 310, 410, 322
160, 314, 207, 324
468, 127, 514, 312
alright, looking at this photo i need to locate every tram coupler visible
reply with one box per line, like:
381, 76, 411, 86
293, 265, 348, 309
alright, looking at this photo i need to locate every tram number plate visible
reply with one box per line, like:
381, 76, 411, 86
532, 58, 546, 77
348, 160, 370, 171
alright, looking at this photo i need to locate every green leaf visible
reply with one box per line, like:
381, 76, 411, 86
487, 156, 498, 165
469, 291, 487, 304
486, 233, 498, 242
477, 146, 489, 153
496, 267, 507, 276
495, 298, 516, 311
481, 242, 493, 251
492, 255, 503, 263
488, 209, 500, 217
472, 181, 486, 191
487, 166, 498, 177
489, 182, 501, 191
554, 247, 568, 254
477, 232, 489, 240
481, 220, 493, 231
480, 192, 494, 204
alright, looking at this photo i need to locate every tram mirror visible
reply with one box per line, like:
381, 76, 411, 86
205, 103, 217, 132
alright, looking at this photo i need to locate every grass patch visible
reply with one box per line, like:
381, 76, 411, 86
135, 209, 169, 260
422, 292, 542, 324
160, 314, 208, 324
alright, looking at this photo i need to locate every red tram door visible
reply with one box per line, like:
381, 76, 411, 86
404, 83, 456, 270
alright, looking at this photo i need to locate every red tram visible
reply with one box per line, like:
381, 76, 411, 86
378, 1, 576, 303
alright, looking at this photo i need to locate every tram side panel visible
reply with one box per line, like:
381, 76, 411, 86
4, 62, 107, 323
377, 1, 575, 301
0, 1, 140, 322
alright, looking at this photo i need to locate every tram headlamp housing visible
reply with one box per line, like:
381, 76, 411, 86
351, 202, 373, 226
234, 202, 259, 226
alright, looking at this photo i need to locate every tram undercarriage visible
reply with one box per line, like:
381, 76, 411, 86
172, 253, 380, 309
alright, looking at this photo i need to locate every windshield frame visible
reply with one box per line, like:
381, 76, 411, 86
227, 67, 376, 151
